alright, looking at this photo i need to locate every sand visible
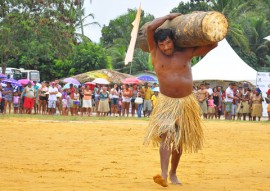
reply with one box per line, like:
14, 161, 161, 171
0, 116, 270, 191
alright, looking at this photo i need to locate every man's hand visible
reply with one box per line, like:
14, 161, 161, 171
167, 13, 181, 20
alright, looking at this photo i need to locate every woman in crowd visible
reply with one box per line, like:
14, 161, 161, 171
250, 89, 263, 121
38, 82, 48, 115
212, 87, 221, 119
73, 88, 80, 115
122, 84, 132, 117
110, 84, 120, 117
82, 85, 92, 116
98, 86, 110, 116
131, 84, 139, 117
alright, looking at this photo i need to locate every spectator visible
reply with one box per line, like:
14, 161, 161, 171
197, 83, 208, 119
13, 91, 20, 114
82, 85, 92, 116
206, 83, 213, 96
224, 83, 239, 120
141, 82, 153, 117
21, 81, 35, 114
48, 82, 58, 115
3, 82, 13, 114
207, 95, 215, 119
38, 82, 48, 115
250, 89, 263, 121
122, 84, 132, 117
135, 90, 143, 118
98, 86, 110, 116
110, 84, 119, 117
131, 84, 139, 117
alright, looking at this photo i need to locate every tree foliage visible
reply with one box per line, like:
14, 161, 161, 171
171, 0, 270, 71
100, 9, 155, 74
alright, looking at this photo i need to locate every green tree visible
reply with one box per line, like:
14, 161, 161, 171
70, 41, 112, 75
0, 1, 78, 79
100, 8, 154, 74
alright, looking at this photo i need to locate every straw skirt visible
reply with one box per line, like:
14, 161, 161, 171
144, 93, 204, 153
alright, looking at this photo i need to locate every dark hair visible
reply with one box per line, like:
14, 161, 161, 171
154, 29, 174, 44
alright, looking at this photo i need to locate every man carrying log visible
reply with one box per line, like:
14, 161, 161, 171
143, 13, 218, 187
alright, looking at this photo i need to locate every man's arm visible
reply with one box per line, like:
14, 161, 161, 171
20, 89, 26, 98
191, 42, 218, 57
147, 13, 181, 52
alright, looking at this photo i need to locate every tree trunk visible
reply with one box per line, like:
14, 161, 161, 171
137, 11, 228, 52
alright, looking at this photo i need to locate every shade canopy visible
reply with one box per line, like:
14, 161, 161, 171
122, 78, 142, 84
192, 39, 257, 84
92, 78, 110, 85
63, 77, 81, 85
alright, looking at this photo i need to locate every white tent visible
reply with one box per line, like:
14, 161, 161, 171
264, 36, 270, 41
192, 39, 257, 84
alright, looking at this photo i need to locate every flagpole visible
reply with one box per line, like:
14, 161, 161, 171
124, 4, 142, 66
129, 61, 133, 74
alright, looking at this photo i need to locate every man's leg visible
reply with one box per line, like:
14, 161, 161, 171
153, 133, 170, 187
169, 147, 182, 185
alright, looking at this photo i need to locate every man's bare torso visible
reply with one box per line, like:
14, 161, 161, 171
153, 49, 193, 98
197, 89, 208, 102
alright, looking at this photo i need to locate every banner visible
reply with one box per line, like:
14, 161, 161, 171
256, 72, 270, 116
124, 4, 142, 65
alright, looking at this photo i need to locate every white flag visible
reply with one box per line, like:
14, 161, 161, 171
124, 4, 142, 65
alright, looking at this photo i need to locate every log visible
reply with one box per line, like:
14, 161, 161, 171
137, 11, 228, 52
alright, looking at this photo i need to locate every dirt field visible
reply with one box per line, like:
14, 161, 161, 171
0, 116, 269, 191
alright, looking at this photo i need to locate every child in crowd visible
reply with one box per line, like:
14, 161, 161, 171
151, 91, 159, 110
66, 92, 72, 116
61, 89, 67, 116
13, 92, 20, 114
73, 89, 80, 115
207, 95, 216, 119
118, 94, 122, 117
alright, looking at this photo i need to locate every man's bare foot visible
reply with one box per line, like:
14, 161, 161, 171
169, 172, 182, 185
153, 174, 168, 187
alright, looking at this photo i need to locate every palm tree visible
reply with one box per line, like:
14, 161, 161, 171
75, 0, 100, 38
210, 0, 250, 51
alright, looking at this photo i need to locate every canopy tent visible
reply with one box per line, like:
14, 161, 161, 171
264, 35, 270, 41
192, 39, 257, 84
68, 69, 137, 84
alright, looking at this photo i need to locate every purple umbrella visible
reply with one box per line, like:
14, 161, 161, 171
2, 79, 22, 86
137, 75, 157, 82
0, 74, 7, 79
63, 77, 81, 85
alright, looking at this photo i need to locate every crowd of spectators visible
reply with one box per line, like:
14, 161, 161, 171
1, 80, 269, 121
194, 82, 270, 121
0, 79, 160, 118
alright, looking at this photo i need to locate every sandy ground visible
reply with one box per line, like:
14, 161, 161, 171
0, 117, 270, 191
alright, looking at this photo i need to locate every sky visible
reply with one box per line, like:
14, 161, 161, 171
82, 0, 188, 43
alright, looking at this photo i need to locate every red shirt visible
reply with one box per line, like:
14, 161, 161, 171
69, 87, 76, 99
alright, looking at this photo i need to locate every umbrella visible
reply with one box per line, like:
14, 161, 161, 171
264, 36, 270, 41
152, 87, 160, 92
63, 77, 81, 85
85, 82, 96, 91
0, 74, 7, 79
18, 79, 34, 85
85, 82, 96, 85
122, 78, 142, 84
92, 78, 110, 85
2, 79, 21, 86
56, 92, 62, 98
137, 75, 157, 82
62, 83, 79, 89
1, 82, 7, 87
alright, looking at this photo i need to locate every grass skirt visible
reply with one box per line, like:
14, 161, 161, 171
144, 93, 203, 153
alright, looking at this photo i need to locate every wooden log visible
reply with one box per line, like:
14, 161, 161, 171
137, 11, 228, 52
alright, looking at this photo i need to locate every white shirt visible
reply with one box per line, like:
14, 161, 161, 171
206, 88, 213, 96
225, 87, 234, 102
48, 87, 58, 101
